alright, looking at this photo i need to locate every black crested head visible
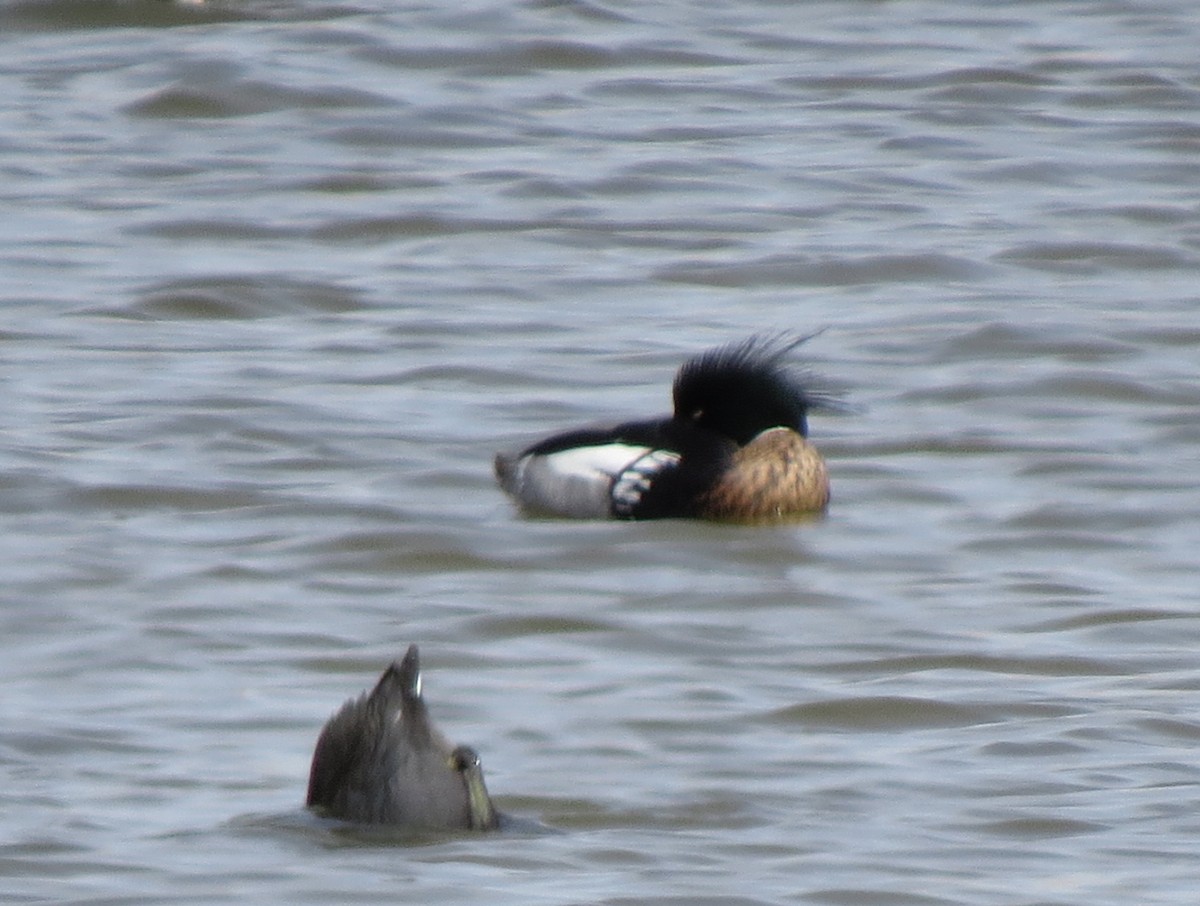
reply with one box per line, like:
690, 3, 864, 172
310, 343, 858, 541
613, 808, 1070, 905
672, 332, 836, 444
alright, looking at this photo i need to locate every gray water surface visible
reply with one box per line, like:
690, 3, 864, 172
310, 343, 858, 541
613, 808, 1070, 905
2, 1, 1199, 904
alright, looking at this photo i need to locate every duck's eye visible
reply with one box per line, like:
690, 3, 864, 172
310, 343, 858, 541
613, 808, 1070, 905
449, 745, 480, 772
690, 408, 704, 420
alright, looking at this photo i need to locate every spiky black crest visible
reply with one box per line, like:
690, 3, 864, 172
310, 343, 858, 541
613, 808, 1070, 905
672, 332, 835, 445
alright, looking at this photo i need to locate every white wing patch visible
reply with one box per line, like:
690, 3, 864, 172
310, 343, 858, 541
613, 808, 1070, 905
508, 444, 652, 518
611, 449, 682, 516
540, 444, 654, 481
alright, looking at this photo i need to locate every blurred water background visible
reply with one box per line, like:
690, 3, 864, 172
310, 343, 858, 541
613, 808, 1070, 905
2, 0, 1199, 903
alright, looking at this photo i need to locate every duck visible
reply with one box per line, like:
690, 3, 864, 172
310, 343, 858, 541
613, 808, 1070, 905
494, 332, 838, 522
306, 645, 500, 831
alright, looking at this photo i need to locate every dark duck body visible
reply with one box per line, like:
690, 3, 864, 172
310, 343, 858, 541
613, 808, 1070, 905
306, 645, 499, 831
495, 333, 837, 522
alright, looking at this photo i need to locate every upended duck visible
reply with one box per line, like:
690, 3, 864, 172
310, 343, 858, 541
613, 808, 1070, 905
307, 645, 499, 831
495, 333, 839, 522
